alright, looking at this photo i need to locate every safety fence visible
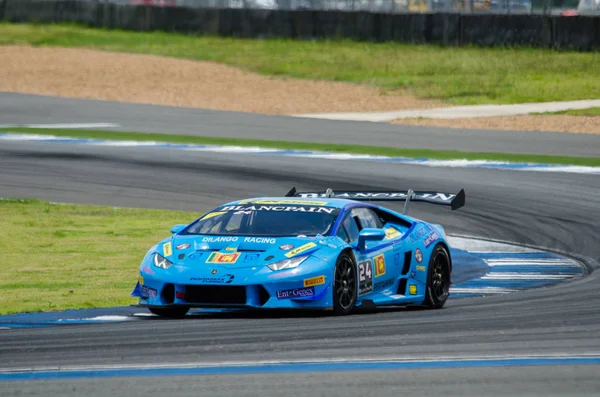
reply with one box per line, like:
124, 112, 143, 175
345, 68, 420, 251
6, 0, 598, 15
1, 0, 599, 49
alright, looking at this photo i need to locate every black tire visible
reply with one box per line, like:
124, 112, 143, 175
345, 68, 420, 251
333, 252, 357, 315
423, 244, 451, 309
149, 306, 190, 318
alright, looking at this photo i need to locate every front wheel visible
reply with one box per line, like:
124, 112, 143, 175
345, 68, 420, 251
423, 244, 451, 309
149, 306, 190, 318
333, 252, 357, 315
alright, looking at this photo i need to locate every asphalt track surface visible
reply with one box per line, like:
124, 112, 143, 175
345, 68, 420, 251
1, 92, 599, 157
1, 95, 600, 396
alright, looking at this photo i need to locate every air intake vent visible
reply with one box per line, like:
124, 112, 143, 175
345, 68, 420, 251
401, 251, 412, 275
162, 283, 175, 304
258, 286, 271, 306
185, 285, 247, 305
397, 279, 408, 295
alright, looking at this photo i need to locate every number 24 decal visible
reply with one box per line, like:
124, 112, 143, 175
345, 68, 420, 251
359, 261, 372, 281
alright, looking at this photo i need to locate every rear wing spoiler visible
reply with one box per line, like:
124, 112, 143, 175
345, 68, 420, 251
285, 187, 465, 214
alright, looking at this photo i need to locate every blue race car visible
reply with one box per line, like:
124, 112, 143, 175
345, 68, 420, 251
131, 187, 466, 317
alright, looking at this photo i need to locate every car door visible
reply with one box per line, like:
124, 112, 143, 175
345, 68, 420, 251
337, 207, 396, 297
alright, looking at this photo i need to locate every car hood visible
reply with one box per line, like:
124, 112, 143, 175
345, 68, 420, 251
164, 235, 330, 269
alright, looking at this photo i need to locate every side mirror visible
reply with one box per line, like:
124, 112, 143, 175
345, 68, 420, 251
170, 224, 187, 234
357, 228, 386, 251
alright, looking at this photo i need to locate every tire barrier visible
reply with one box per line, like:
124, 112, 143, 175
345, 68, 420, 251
2, 1, 599, 50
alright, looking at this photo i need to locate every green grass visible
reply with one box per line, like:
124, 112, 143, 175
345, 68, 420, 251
533, 107, 600, 116
1, 23, 599, 105
0, 199, 197, 315
2, 127, 599, 166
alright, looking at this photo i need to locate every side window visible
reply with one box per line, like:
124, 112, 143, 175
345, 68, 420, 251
342, 215, 360, 243
351, 208, 383, 229
336, 225, 349, 242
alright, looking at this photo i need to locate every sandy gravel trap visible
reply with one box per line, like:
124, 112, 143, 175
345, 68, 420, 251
0, 45, 597, 134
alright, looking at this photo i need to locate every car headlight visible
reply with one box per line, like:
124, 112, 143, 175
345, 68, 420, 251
267, 255, 309, 271
153, 253, 173, 269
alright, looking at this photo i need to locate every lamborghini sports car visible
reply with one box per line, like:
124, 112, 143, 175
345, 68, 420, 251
131, 187, 466, 317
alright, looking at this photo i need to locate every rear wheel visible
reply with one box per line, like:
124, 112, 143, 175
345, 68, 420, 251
423, 244, 451, 309
149, 307, 189, 318
333, 252, 357, 315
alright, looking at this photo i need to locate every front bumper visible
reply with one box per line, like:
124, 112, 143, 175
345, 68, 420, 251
132, 264, 334, 310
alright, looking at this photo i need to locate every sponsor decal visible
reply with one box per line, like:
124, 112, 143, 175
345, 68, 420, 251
175, 291, 185, 300
178, 254, 185, 260
238, 200, 328, 206
279, 244, 294, 251
409, 285, 417, 295
201, 211, 226, 220
410, 271, 416, 278
285, 242, 317, 258
211, 269, 218, 275
264, 255, 274, 261
276, 287, 315, 300
202, 236, 239, 243
142, 266, 155, 275
206, 252, 241, 264
423, 231, 440, 248
138, 276, 144, 285
163, 242, 172, 257
416, 265, 426, 271
374, 254, 386, 277
220, 205, 335, 214
298, 192, 455, 201
304, 275, 325, 287
244, 237, 276, 244
225, 247, 237, 252
358, 259, 373, 295
385, 227, 401, 240
141, 285, 157, 298
374, 278, 395, 291
415, 248, 423, 263
188, 252, 204, 260
190, 274, 235, 284
409, 224, 431, 242
244, 253, 260, 261
176, 243, 190, 250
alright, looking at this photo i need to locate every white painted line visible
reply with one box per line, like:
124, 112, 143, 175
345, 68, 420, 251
485, 254, 570, 264
0, 133, 69, 141
56, 315, 133, 322
481, 274, 575, 280
450, 287, 519, 294
486, 261, 580, 267
188, 146, 281, 153
0, 123, 120, 129
294, 153, 388, 160
82, 315, 132, 321
5, 352, 600, 373
447, 237, 542, 253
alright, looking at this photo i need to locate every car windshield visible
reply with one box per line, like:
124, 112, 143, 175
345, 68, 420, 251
182, 203, 341, 237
